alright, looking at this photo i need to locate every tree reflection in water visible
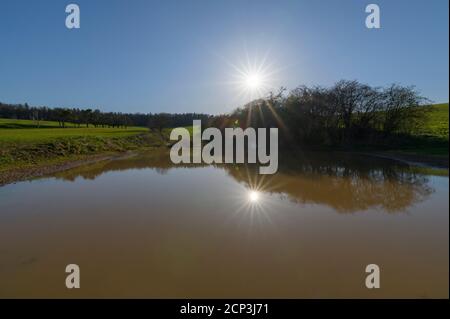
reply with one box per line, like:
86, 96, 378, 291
52, 149, 436, 213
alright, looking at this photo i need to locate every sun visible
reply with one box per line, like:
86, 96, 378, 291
244, 72, 263, 90
235, 65, 270, 99
226, 52, 279, 102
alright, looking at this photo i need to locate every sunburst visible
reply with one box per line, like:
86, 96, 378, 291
226, 51, 281, 103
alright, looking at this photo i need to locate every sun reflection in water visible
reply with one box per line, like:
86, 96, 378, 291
248, 190, 260, 203
220, 165, 289, 231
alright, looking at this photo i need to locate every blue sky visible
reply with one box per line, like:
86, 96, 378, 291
0, 0, 448, 114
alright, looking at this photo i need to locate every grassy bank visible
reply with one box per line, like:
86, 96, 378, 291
0, 120, 170, 184
382, 103, 448, 159
349, 103, 448, 168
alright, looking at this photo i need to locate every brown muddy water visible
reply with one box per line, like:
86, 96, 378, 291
0, 150, 448, 298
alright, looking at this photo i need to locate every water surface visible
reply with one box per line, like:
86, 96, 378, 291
0, 150, 448, 298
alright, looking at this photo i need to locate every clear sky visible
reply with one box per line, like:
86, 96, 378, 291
0, 0, 448, 114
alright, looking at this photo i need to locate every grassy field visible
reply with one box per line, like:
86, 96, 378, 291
0, 118, 80, 129
0, 119, 170, 175
0, 127, 148, 143
0, 118, 148, 143
415, 103, 449, 140
396, 103, 449, 156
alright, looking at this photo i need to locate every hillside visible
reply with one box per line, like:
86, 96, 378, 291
416, 103, 449, 140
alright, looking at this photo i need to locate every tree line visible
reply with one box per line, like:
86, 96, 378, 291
0, 102, 211, 130
208, 80, 430, 147
1, 79, 430, 148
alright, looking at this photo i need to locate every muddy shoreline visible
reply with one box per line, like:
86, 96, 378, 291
0, 152, 136, 187
361, 151, 449, 169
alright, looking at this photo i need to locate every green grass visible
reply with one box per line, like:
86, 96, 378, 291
396, 103, 449, 156
0, 119, 170, 172
415, 103, 449, 140
0, 118, 79, 129
0, 127, 148, 143
0, 118, 148, 144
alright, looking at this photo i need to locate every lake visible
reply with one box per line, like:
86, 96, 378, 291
0, 150, 448, 298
